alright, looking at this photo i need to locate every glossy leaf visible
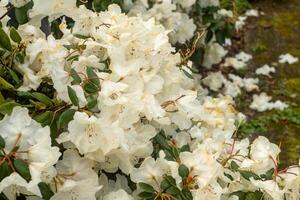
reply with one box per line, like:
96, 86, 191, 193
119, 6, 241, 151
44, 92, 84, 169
9, 28, 22, 43
178, 164, 189, 179
0, 28, 11, 51
67, 86, 79, 106
58, 109, 76, 129
0, 135, 5, 149
14, 159, 31, 182
38, 182, 54, 200
31, 92, 53, 107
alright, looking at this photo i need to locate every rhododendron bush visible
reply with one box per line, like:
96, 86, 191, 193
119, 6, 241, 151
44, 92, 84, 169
0, 0, 298, 200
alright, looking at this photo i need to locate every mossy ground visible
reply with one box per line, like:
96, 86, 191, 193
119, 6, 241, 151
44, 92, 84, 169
237, 0, 300, 167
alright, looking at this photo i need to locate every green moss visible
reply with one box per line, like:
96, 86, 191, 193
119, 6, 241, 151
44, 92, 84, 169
251, 40, 267, 54
286, 78, 300, 93
239, 107, 300, 135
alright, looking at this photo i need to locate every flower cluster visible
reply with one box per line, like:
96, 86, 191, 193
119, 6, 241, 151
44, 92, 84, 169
0, 0, 298, 200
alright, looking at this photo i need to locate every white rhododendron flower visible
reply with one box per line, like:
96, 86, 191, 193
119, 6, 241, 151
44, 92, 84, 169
256, 64, 276, 76
0, 0, 298, 199
0, 107, 60, 196
250, 92, 288, 112
279, 53, 299, 64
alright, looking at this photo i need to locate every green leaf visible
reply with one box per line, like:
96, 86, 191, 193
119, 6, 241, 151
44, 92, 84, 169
67, 86, 79, 106
15, 1, 33, 25
0, 102, 20, 115
178, 164, 189, 179
34, 111, 54, 127
260, 168, 274, 180
31, 92, 53, 107
58, 109, 76, 129
205, 30, 213, 43
93, 0, 103, 12
8, 69, 20, 85
191, 48, 204, 65
164, 175, 177, 186
0, 28, 11, 51
224, 172, 234, 181
0, 192, 9, 200
181, 188, 193, 200
0, 135, 5, 149
230, 191, 246, 200
38, 182, 54, 200
139, 182, 155, 193
230, 161, 239, 171
86, 66, 100, 87
180, 144, 190, 152
15, 51, 25, 63
0, 77, 14, 90
166, 186, 181, 196
215, 30, 226, 45
83, 82, 99, 94
239, 171, 261, 181
30, 100, 47, 110
138, 191, 155, 199
0, 162, 12, 181
160, 179, 171, 191
9, 28, 22, 43
245, 191, 263, 200
70, 69, 82, 85
14, 159, 31, 182
154, 132, 170, 150
87, 96, 98, 110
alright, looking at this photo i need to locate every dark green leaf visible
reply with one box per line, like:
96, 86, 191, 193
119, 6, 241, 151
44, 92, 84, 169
83, 82, 99, 94
34, 111, 54, 127
8, 69, 20, 85
260, 168, 274, 180
70, 69, 81, 84
0, 102, 20, 115
205, 30, 213, 43
9, 28, 22, 43
178, 164, 189, 179
0, 135, 5, 149
38, 182, 54, 200
224, 172, 234, 181
87, 96, 98, 110
164, 175, 177, 186
58, 109, 76, 129
86, 66, 100, 87
0, 28, 11, 51
245, 191, 263, 200
181, 188, 193, 200
165, 186, 181, 196
160, 179, 171, 191
239, 171, 261, 181
0, 162, 12, 181
0, 77, 14, 90
154, 132, 170, 150
230, 191, 246, 200
191, 48, 204, 65
14, 159, 31, 182
67, 86, 79, 106
230, 161, 239, 171
139, 182, 155, 193
31, 92, 53, 107
180, 144, 190, 152
138, 191, 155, 199
215, 30, 226, 45
73, 34, 90, 39
15, 1, 33, 25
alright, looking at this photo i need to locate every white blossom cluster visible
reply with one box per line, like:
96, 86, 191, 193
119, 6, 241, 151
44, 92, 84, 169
0, 0, 298, 200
